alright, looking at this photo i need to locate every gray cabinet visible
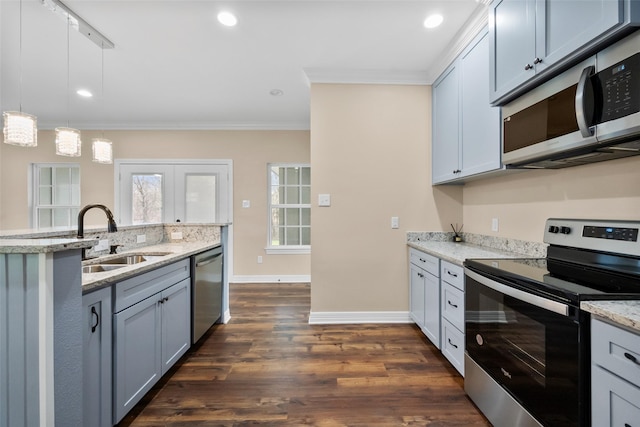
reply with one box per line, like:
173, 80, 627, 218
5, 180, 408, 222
409, 248, 440, 349
490, 0, 640, 104
113, 259, 191, 424
440, 261, 464, 376
82, 287, 113, 427
432, 28, 501, 184
591, 317, 640, 426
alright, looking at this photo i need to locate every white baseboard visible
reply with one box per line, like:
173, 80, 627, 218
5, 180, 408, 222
308, 311, 412, 325
231, 275, 311, 283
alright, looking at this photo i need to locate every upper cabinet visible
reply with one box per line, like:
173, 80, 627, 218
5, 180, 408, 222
490, 0, 640, 105
432, 28, 501, 185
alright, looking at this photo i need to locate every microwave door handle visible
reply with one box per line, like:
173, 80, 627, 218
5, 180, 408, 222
575, 65, 596, 138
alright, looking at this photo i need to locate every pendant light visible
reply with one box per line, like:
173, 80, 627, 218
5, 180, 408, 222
55, 14, 81, 157
92, 43, 113, 164
3, 0, 38, 147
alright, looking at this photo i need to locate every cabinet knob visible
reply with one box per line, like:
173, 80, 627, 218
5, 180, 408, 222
524, 63, 533, 71
533, 57, 542, 64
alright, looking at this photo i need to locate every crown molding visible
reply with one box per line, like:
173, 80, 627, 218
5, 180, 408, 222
36, 121, 311, 131
424, 4, 490, 84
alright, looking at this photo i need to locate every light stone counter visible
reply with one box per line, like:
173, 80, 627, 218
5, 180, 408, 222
407, 240, 531, 266
81, 241, 221, 293
581, 300, 640, 333
0, 238, 95, 253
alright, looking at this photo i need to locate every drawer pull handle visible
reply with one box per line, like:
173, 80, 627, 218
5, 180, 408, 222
447, 300, 458, 308
624, 352, 639, 365
625, 424, 631, 427
417, 272, 424, 278
447, 271, 458, 278
91, 306, 99, 333
448, 338, 458, 349
419, 258, 426, 262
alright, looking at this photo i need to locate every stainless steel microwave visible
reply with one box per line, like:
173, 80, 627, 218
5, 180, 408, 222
502, 30, 640, 169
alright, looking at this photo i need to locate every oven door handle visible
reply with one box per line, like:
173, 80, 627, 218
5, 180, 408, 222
465, 268, 570, 317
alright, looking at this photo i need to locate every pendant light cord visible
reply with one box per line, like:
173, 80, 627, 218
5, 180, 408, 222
66, 14, 70, 127
19, 0, 23, 112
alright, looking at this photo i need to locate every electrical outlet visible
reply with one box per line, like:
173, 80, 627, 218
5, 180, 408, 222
492, 218, 499, 232
171, 231, 183, 240
318, 194, 331, 207
136, 234, 146, 243
257, 256, 263, 264
242, 200, 251, 208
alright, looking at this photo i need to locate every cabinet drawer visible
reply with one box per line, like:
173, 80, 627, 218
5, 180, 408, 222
441, 318, 464, 376
592, 318, 640, 387
114, 259, 190, 313
409, 248, 439, 277
592, 364, 640, 427
441, 281, 464, 331
441, 261, 463, 290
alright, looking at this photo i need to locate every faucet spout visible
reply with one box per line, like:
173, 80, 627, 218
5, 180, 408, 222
77, 204, 118, 239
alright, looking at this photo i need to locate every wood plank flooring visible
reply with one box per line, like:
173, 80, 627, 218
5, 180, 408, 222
117, 283, 490, 426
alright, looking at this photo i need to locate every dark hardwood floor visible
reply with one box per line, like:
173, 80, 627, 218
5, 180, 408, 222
118, 283, 490, 426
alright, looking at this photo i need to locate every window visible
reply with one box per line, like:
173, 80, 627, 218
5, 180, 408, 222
268, 164, 310, 254
32, 163, 80, 229
116, 161, 231, 225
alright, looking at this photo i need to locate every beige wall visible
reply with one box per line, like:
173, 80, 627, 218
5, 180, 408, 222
0, 129, 311, 277
309, 83, 463, 313
462, 157, 640, 242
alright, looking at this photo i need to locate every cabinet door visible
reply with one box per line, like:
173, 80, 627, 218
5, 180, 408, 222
460, 30, 502, 178
490, 0, 537, 102
82, 287, 112, 427
540, 0, 622, 71
161, 278, 191, 373
114, 295, 162, 424
409, 263, 426, 329
592, 364, 640, 426
432, 64, 460, 184
423, 271, 440, 350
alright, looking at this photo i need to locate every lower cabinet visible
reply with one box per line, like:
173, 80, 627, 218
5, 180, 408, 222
113, 259, 191, 424
408, 248, 465, 376
591, 317, 640, 425
409, 248, 440, 349
82, 286, 113, 427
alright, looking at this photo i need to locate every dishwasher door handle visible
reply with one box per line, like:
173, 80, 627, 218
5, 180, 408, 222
196, 253, 222, 267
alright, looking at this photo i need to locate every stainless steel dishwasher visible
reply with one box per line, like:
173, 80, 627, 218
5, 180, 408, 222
191, 245, 223, 344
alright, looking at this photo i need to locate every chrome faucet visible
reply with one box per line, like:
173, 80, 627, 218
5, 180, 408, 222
77, 204, 118, 238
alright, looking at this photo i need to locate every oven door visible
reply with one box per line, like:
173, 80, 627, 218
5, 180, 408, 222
465, 268, 587, 427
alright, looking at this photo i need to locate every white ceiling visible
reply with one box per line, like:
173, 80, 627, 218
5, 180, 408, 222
0, 0, 486, 130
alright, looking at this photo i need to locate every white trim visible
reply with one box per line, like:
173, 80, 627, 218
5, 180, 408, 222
308, 311, 413, 325
265, 246, 310, 255
37, 121, 310, 131
231, 275, 311, 284
425, 5, 489, 84
303, 68, 429, 86
222, 309, 231, 324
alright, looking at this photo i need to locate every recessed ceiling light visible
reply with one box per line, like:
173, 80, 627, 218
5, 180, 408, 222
270, 89, 284, 97
217, 11, 237, 27
76, 89, 93, 98
423, 14, 444, 29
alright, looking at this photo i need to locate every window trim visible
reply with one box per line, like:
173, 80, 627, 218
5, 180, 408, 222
266, 163, 311, 255
31, 163, 81, 229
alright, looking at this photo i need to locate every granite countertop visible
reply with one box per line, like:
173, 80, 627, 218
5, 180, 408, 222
581, 301, 640, 334
82, 241, 220, 293
0, 238, 96, 253
407, 241, 529, 266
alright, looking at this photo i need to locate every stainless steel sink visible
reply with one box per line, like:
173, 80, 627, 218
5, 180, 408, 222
82, 264, 126, 273
99, 252, 172, 265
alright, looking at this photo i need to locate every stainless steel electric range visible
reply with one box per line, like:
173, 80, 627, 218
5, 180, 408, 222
464, 218, 640, 427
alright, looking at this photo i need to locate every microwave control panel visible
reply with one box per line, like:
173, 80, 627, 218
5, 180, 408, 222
598, 52, 640, 123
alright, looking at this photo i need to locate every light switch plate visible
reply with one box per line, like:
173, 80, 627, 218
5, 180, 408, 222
242, 200, 251, 208
318, 194, 331, 207
136, 234, 146, 243
171, 231, 183, 240
391, 216, 399, 229
94, 239, 109, 251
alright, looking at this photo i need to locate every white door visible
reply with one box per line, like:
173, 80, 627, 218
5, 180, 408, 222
116, 161, 231, 225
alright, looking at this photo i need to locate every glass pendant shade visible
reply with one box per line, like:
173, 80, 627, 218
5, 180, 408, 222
2, 111, 37, 147
55, 127, 81, 156
92, 138, 113, 164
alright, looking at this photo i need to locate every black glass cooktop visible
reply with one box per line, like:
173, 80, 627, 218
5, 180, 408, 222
465, 253, 640, 306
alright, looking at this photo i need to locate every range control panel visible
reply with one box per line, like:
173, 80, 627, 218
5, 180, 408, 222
544, 218, 640, 257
